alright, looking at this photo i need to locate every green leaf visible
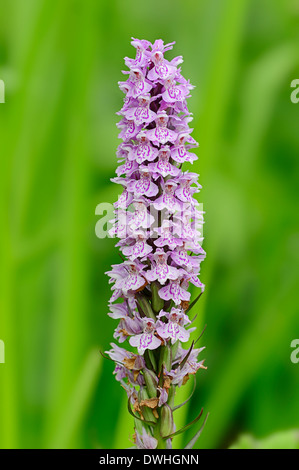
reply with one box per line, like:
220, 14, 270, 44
186, 292, 203, 314
175, 341, 194, 370
184, 413, 209, 449
173, 375, 197, 411
163, 408, 204, 439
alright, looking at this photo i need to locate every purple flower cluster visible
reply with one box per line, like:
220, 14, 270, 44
105, 38, 206, 449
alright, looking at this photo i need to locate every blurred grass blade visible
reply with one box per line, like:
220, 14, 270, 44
47, 350, 102, 449
230, 429, 299, 450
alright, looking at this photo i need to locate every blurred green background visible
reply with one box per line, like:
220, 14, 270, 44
0, 0, 298, 449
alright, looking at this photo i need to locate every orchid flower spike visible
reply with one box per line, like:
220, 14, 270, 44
104, 38, 207, 449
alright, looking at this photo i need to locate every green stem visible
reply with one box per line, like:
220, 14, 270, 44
153, 422, 167, 449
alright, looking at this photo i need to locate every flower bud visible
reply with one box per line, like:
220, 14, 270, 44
158, 344, 172, 373
167, 384, 176, 408
151, 281, 164, 313
136, 293, 156, 320
160, 404, 174, 438
171, 340, 179, 359
143, 368, 158, 398
138, 388, 158, 423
